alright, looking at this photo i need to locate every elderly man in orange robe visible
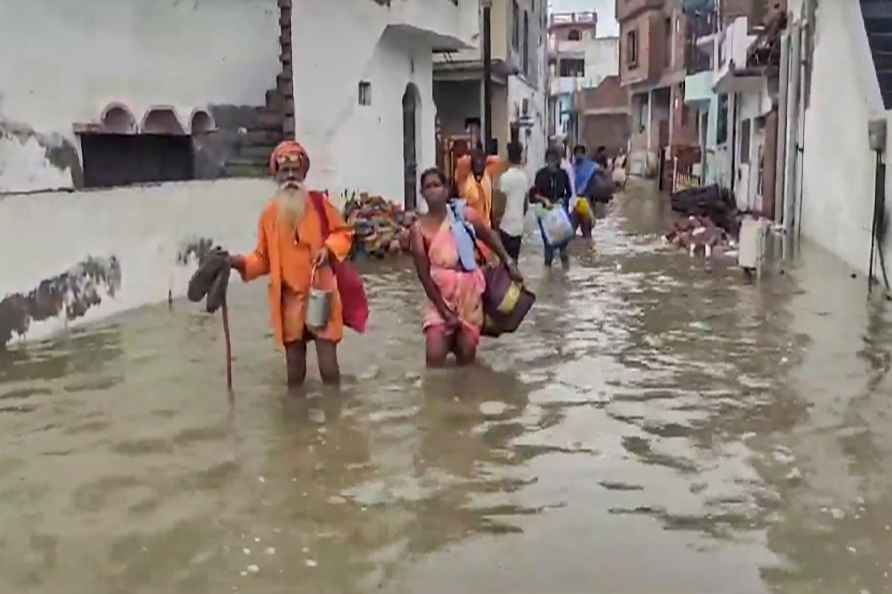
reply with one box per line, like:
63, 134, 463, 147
229, 141, 352, 386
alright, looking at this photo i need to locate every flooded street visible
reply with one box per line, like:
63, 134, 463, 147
3, 181, 892, 594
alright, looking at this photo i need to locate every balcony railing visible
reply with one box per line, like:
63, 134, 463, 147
549, 11, 596, 27
685, 10, 717, 74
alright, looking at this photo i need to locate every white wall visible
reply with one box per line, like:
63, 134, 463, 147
0, 0, 280, 193
291, 0, 473, 204
508, 77, 548, 179
0, 179, 276, 345
583, 37, 619, 88
798, 0, 888, 274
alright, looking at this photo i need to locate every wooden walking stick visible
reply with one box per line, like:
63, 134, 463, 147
221, 298, 233, 393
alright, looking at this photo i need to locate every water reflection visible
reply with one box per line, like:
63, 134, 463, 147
1, 181, 891, 593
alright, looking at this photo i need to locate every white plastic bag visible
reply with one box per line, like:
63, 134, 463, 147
539, 206, 574, 246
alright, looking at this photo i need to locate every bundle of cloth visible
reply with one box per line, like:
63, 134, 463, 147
187, 248, 231, 312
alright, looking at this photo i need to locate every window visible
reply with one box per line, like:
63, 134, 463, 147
740, 119, 751, 164
512, 1, 520, 50
717, 94, 729, 144
568, 29, 581, 41
627, 30, 639, 66
80, 134, 194, 189
638, 94, 649, 130
358, 81, 372, 106
523, 11, 530, 76
559, 58, 585, 78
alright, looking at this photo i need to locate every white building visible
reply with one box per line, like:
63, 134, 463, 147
785, 0, 891, 278
433, 0, 549, 182
546, 12, 620, 150
0, 0, 476, 346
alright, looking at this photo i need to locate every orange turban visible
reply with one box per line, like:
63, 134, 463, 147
269, 140, 310, 176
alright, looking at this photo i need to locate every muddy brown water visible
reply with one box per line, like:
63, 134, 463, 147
2, 182, 892, 594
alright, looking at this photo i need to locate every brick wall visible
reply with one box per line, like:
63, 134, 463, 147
580, 114, 631, 156
670, 83, 699, 146
620, 10, 660, 86
577, 76, 629, 112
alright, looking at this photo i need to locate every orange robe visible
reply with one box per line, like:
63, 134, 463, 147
240, 195, 353, 346
459, 173, 494, 227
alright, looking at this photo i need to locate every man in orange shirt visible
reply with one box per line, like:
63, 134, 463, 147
454, 117, 503, 192
459, 149, 494, 227
229, 141, 353, 386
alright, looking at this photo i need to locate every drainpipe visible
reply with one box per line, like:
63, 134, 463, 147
783, 23, 802, 235
868, 118, 889, 292
774, 32, 790, 224
730, 92, 738, 194
482, 0, 494, 154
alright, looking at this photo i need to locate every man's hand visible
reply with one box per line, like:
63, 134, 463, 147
313, 246, 330, 268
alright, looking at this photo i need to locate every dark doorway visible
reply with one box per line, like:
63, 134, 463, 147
402, 84, 420, 210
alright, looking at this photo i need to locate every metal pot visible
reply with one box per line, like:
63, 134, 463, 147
306, 286, 332, 331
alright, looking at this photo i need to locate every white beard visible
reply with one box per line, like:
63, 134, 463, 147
276, 186, 307, 234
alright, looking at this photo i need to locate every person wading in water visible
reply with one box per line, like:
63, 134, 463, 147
411, 168, 521, 367
229, 141, 353, 386
531, 146, 574, 267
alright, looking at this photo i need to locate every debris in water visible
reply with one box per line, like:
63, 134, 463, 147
772, 448, 795, 465
359, 365, 381, 381
240, 571, 248, 577
243, 548, 251, 555
246, 564, 260, 574
305, 559, 318, 568
327, 495, 347, 505
265, 547, 276, 556
258, 476, 266, 483
480, 401, 508, 416
404, 372, 421, 382
785, 467, 803, 483
302, 547, 310, 554
254, 537, 261, 543
847, 546, 857, 554
830, 508, 845, 520
690, 482, 708, 494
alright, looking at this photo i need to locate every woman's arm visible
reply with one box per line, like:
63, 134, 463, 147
468, 212, 523, 281
411, 224, 458, 325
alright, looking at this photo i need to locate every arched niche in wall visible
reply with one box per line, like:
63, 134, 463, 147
100, 103, 137, 134
141, 107, 186, 135
189, 109, 216, 135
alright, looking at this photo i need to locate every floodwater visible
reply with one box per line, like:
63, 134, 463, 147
2, 181, 892, 594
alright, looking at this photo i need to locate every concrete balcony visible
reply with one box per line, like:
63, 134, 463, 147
684, 70, 714, 108
616, 0, 664, 22
387, 0, 476, 51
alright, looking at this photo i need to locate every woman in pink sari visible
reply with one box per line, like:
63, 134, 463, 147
411, 168, 522, 367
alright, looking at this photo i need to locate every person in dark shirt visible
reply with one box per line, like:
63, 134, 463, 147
531, 146, 573, 267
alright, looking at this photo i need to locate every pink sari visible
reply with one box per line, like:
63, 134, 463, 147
422, 218, 486, 344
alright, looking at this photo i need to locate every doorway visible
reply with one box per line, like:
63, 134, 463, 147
402, 84, 421, 210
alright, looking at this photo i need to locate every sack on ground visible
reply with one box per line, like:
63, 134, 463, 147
540, 206, 575, 246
